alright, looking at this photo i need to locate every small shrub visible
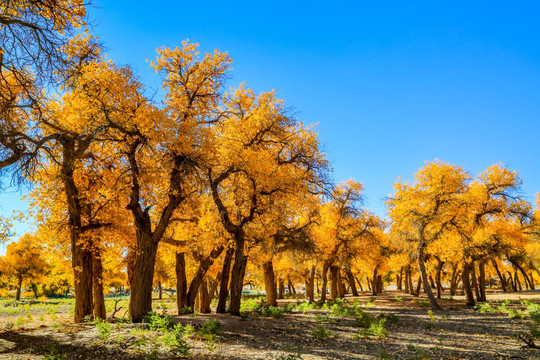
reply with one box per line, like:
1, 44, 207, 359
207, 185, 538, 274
379, 313, 399, 324
355, 318, 388, 339
473, 303, 493, 313
44, 342, 67, 360
394, 296, 403, 302
296, 301, 314, 313
198, 319, 222, 339
427, 310, 437, 322
355, 308, 375, 328
311, 325, 335, 339
161, 324, 190, 356
144, 312, 173, 331
416, 299, 430, 308
94, 318, 112, 341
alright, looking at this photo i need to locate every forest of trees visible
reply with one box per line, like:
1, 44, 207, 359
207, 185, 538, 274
1, 1, 539, 325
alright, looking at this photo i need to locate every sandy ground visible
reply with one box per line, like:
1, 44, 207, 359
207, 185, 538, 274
0, 290, 539, 360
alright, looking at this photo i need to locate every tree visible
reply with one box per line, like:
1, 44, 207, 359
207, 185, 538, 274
387, 160, 470, 310
2, 233, 48, 300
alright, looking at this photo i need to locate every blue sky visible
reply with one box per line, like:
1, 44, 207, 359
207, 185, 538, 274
1, 1, 539, 242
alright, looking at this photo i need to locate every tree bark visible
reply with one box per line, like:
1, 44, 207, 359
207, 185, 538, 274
229, 236, 246, 316
337, 269, 346, 298
346, 270, 358, 297
129, 233, 159, 322
417, 243, 441, 310
306, 265, 315, 302
435, 257, 444, 299
491, 259, 507, 292
278, 278, 285, 299
478, 260, 486, 302
329, 265, 339, 300
263, 260, 277, 306
176, 252, 188, 313
186, 245, 225, 309
216, 246, 234, 313
397, 267, 403, 291
462, 262, 475, 306
93, 252, 106, 319
471, 262, 481, 301
372, 266, 379, 296
16, 274, 23, 301
320, 260, 331, 302
61, 139, 93, 322
198, 279, 211, 313
208, 273, 221, 302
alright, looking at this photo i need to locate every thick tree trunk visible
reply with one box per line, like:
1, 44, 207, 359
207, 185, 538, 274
346, 270, 359, 297
216, 246, 234, 313
320, 260, 331, 302
61, 139, 94, 323
462, 262, 475, 306
404, 268, 409, 293
186, 245, 225, 309
176, 252, 188, 313
418, 243, 441, 310
306, 265, 315, 302
508, 271, 516, 291
158, 281, 162, 300
16, 275, 23, 301
337, 269, 346, 298
93, 252, 106, 319
278, 278, 285, 299
478, 260, 487, 302
450, 264, 461, 296
287, 277, 296, 295
414, 276, 421, 296
377, 275, 383, 294
329, 265, 339, 300
198, 279, 211, 313
129, 234, 159, 322
229, 236, 247, 316
372, 266, 379, 296
263, 260, 277, 306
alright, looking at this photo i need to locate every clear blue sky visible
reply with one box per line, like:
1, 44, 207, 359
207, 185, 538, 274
2, 1, 540, 243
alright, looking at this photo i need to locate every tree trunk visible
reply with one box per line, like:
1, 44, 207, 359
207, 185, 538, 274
462, 262, 475, 306
229, 236, 247, 316
491, 259, 507, 292
514, 268, 522, 291
329, 265, 339, 300
404, 268, 409, 293
186, 245, 225, 309
320, 260, 331, 302
306, 265, 315, 302
176, 252, 188, 313
508, 271, 516, 291
478, 260, 486, 302
346, 270, 359, 297
263, 260, 277, 306
158, 281, 162, 300
417, 243, 441, 310
513, 261, 535, 290
61, 139, 94, 323
372, 266, 379, 296
396, 266, 403, 291
355, 277, 363, 292
278, 278, 285, 299
129, 234, 159, 322
16, 274, 23, 301
337, 269, 346, 298
435, 258, 444, 299
414, 276, 421, 296
93, 252, 106, 319
208, 273, 221, 302
216, 246, 234, 313
377, 275, 383, 294
287, 277, 296, 295
471, 262, 481, 301
429, 274, 436, 289
198, 279, 211, 313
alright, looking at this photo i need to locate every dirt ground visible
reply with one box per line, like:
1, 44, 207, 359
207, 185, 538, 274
0, 290, 539, 360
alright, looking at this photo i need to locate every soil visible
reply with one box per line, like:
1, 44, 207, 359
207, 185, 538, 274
0, 290, 539, 360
